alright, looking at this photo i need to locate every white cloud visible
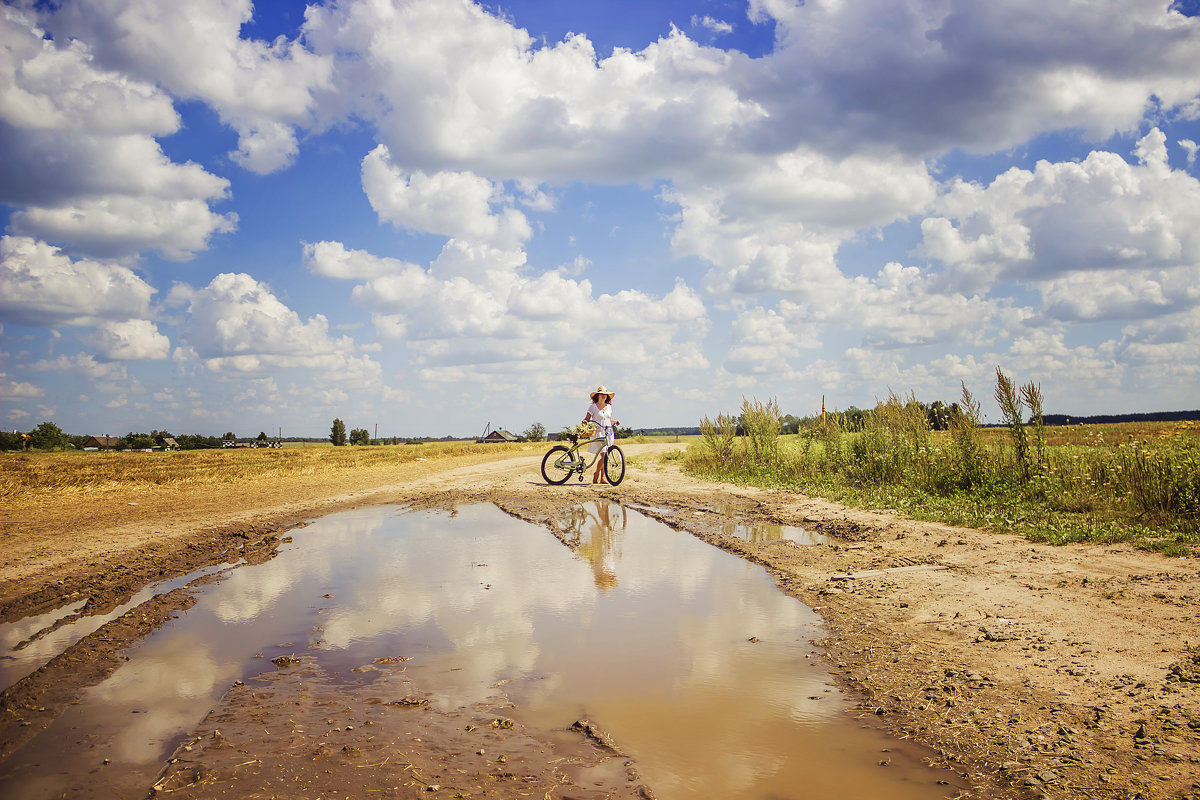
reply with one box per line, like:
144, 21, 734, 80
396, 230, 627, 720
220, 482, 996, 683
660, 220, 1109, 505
326, 241, 709, 375
81, 319, 171, 361
0, 8, 237, 258
0, 236, 156, 326
304, 240, 418, 281
175, 272, 384, 390
692, 16, 734, 36
920, 129, 1200, 321
46, 0, 334, 174
1180, 138, 1198, 166
747, 0, 1200, 156
665, 147, 938, 304
12, 196, 237, 262
302, 0, 765, 182
361, 146, 532, 251
0, 375, 44, 400
31, 352, 129, 382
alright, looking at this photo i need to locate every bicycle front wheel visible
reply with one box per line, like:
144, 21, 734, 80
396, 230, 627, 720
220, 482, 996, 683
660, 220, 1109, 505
604, 445, 625, 486
541, 445, 574, 485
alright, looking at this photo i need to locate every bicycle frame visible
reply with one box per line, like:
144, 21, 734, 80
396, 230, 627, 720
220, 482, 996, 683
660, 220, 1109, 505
555, 435, 611, 473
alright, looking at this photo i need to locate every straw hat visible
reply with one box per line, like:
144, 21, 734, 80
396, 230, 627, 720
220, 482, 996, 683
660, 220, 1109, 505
589, 385, 616, 401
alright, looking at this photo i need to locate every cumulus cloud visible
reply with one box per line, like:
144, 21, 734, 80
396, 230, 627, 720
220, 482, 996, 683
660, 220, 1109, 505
0, 8, 237, 259
172, 272, 383, 389
0, 235, 156, 326
323, 241, 709, 377
0, 375, 44, 400
692, 15, 735, 36
45, 0, 334, 174
304, 240, 418, 281
301, 0, 765, 182
361, 145, 532, 251
1179, 138, 1198, 165
748, 0, 1200, 156
920, 129, 1200, 320
31, 352, 130, 382
81, 319, 171, 361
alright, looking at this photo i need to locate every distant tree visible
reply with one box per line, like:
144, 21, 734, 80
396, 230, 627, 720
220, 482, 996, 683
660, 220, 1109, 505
349, 427, 370, 445
522, 422, 546, 442
780, 414, 800, 435
177, 433, 221, 450
330, 418, 347, 446
125, 432, 155, 449
842, 407, 868, 432
0, 431, 24, 451
256, 431, 268, 443
28, 421, 66, 449
150, 429, 175, 445
222, 431, 236, 442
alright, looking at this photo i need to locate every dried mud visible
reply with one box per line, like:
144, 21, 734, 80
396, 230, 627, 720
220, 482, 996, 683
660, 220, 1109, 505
2, 443, 1198, 799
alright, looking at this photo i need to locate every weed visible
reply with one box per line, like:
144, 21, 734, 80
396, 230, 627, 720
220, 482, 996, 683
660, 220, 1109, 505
683, 372, 1199, 553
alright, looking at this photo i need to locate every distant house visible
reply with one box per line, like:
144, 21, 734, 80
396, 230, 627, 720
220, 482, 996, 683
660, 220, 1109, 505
161, 437, 179, 450
83, 435, 123, 451
481, 429, 519, 443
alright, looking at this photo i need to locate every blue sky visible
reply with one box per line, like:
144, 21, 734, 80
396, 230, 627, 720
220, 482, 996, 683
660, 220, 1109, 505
2, 0, 1199, 439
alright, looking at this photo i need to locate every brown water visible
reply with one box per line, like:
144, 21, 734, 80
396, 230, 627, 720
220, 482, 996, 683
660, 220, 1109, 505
0, 502, 957, 799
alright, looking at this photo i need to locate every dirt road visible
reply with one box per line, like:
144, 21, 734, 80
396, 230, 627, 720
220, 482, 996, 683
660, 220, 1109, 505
2, 443, 1198, 798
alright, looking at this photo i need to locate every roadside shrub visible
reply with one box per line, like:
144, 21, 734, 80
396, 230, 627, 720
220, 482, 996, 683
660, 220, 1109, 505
683, 379, 1199, 548
994, 368, 1031, 481
949, 382, 986, 489
1115, 432, 1200, 524
741, 396, 781, 468
697, 412, 738, 469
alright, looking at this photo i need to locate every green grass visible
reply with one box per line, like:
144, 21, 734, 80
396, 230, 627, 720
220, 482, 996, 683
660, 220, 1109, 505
683, 395, 1199, 554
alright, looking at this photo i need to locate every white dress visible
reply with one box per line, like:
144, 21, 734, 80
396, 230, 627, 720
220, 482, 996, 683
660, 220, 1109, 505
585, 402, 615, 453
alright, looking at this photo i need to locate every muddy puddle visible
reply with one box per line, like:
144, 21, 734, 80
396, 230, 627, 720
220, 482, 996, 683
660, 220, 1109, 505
0, 565, 227, 692
1, 502, 957, 799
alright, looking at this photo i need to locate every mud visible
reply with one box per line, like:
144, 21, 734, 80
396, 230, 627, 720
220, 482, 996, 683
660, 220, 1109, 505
1, 443, 1198, 798
153, 656, 652, 799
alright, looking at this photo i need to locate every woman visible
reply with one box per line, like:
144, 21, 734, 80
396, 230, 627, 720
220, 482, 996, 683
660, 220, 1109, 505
583, 385, 620, 484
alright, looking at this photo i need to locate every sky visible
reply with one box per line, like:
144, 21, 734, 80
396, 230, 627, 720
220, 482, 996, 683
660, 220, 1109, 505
2, 0, 1199, 440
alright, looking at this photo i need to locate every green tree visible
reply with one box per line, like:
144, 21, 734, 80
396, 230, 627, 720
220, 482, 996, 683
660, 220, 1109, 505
125, 431, 155, 450
256, 431, 268, 443
522, 422, 546, 442
330, 418, 347, 446
349, 427, 370, 445
28, 421, 66, 449
222, 431, 237, 442
0, 431, 24, 451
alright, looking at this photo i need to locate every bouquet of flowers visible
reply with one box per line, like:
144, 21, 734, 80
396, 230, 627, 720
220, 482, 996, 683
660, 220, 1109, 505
564, 421, 597, 440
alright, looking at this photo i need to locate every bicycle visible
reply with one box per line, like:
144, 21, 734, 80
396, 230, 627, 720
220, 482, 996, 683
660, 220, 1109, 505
540, 426, 625, 486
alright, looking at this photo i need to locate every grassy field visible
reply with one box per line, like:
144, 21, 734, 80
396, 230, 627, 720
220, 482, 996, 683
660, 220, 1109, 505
0, 441, 524, 501
682, 394, 1199, 555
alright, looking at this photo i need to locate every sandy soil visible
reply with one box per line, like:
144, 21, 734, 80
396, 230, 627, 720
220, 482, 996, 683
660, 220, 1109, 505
2, 442, 1198, 799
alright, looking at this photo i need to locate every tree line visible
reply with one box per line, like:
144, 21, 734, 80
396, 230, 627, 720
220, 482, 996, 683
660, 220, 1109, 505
0, 423, 280, 452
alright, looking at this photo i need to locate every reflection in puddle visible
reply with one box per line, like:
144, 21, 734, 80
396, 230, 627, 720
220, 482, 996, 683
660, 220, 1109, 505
691, 505, 828, 545
0, 503, 952, 800
551, 501, 629, 589
721, 518, 828, 544
0, 564, 227, 692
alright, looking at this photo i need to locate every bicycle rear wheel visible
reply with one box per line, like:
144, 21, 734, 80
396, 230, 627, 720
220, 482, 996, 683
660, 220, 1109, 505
604, 445, 625, 486
541, 445, 574, 485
